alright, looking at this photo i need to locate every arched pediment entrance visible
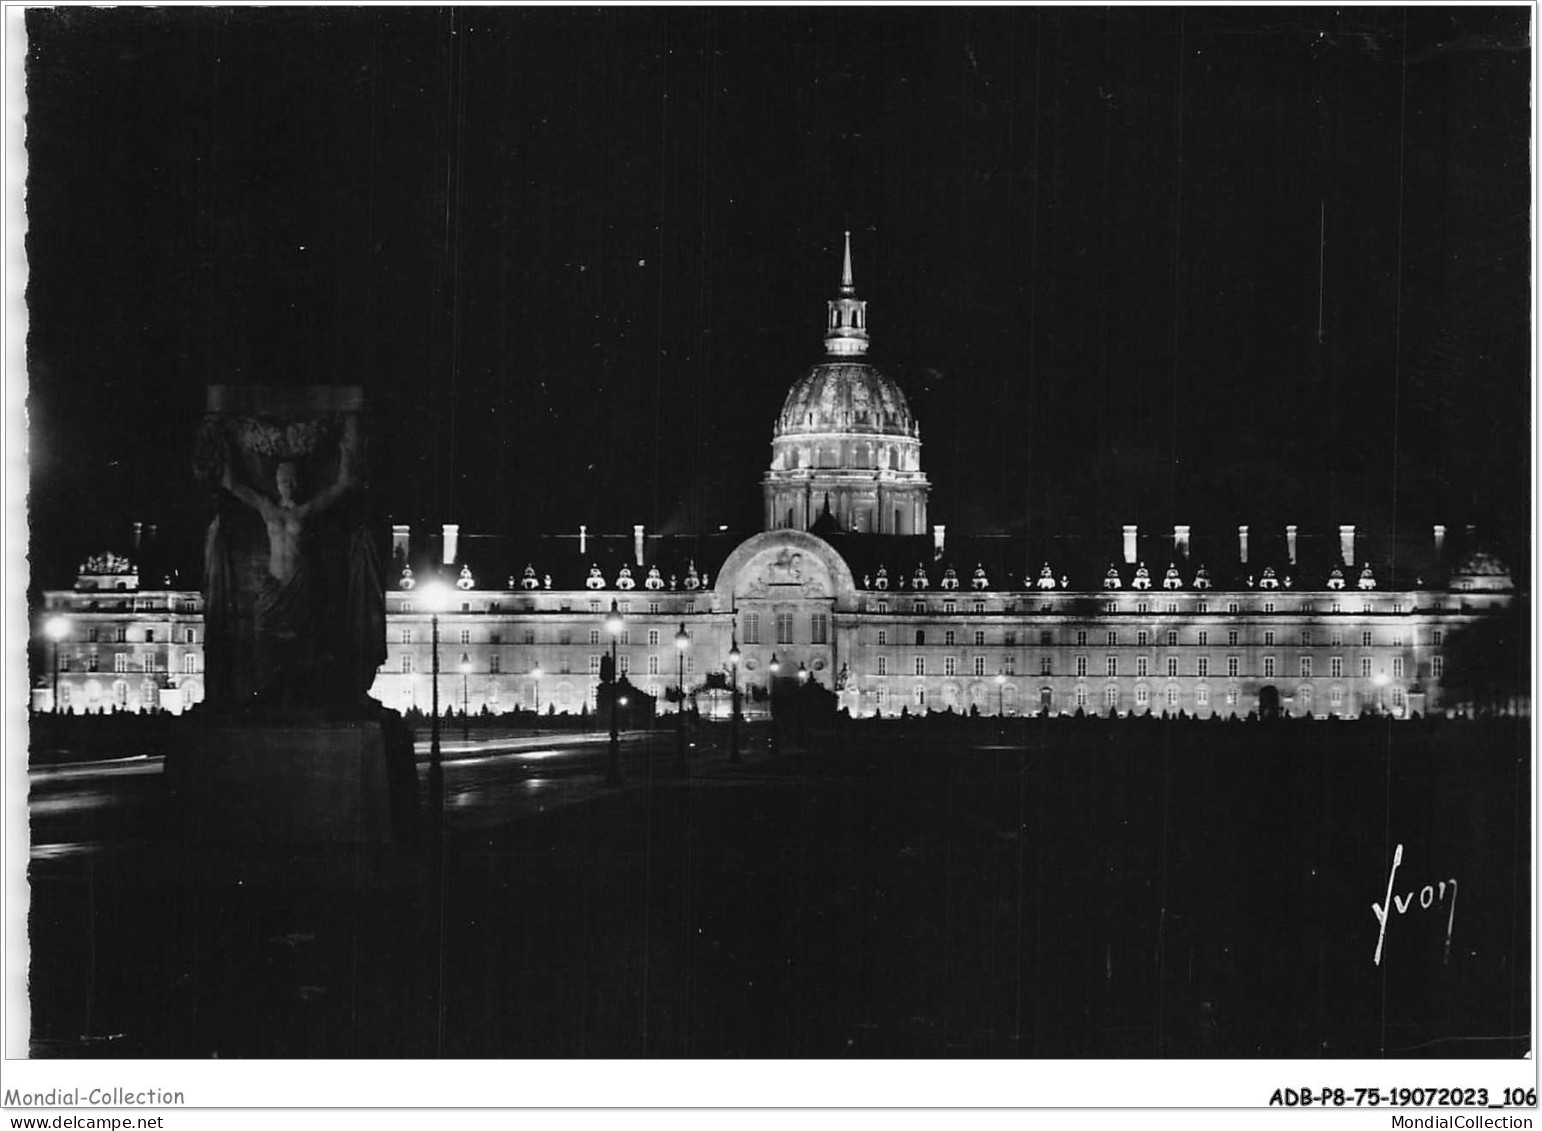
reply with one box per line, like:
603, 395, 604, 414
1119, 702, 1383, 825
713, 530, 858, 611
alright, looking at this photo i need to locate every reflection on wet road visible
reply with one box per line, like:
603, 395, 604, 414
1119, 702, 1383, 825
27, 731, 681, 856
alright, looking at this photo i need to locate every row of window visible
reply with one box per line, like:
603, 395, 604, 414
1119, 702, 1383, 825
865, 683, 1404, 712
55, 678, 201, 709
386, 647, 1444, 682
864, 599, 1417, 615
393, 598, 703, 617
873, 654, 1437, 680
393, 614, 840, 649
877, 627, 1440, 648
57, 627, 199, 645
394, 653, 700, 676
60, 653, 201, 673
739, 612, 829, 645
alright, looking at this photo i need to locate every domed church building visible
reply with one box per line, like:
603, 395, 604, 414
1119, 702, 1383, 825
35, 236, 1518, 722
763, 232, 929, 536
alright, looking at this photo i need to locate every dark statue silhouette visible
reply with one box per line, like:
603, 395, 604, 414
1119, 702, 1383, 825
193, 390, 386, 713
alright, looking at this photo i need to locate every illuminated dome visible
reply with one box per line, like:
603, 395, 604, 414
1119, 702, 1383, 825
774, 361, 916, 439
763, 233, 930, 536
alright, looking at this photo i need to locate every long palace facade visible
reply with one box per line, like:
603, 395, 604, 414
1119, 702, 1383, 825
34, 236, 1516, 719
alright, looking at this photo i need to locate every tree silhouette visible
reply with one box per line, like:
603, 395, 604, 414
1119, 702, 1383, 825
1438, 598, 1530, 716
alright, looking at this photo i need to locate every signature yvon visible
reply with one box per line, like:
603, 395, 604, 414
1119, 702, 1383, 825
1372, 843, 1458, 966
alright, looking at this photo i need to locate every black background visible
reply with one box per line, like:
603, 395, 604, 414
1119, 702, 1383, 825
24, 6, 1531, 583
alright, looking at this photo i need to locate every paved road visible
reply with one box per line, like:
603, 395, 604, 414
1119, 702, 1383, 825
26, 726, 773, 858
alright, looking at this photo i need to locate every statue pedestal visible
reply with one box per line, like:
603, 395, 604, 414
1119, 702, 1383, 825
165, 714, 418, 844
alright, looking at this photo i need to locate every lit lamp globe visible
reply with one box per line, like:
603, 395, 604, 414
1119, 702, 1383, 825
419, 577, 452, 616
606, 600, 624, 638
728, 642, 741, 670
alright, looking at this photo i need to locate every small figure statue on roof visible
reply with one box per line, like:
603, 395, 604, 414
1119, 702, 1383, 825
912, 564, 930, 590
1259, 565, 1279, 590
1282, 575, 1293, 589
521, 564, 540, 591
1357, 564, 1376, 591
669, 574, 678, 591
941, 566, 959, 591
1132, 562, 1151, 590
456, 564, 475, 591
83, 551, 135, 575
684, 561, 701, 590
1162, 564, 1183, 590
1103, 565, 1121, 590
862, 573, 871, 588
644, 565, 664, 591
1037, 563, 1056, 590
585, 564, 605, 590
617, 564, 636, 591
874, 565, 889, 590
1060, 574, 1070, 590
543, 574, 552, 590
1193, 565, 1212, 590
701, 571, 710, 588
1326, 564, 1346, 590
971, 564, 989, 590
398, 564, 416, 591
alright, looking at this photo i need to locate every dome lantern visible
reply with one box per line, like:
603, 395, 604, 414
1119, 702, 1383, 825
824, 230, 870, 358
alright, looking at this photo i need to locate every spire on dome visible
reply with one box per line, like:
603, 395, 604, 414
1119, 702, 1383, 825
824, 230, 869, 357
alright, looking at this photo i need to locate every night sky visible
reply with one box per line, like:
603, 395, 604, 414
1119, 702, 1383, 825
22, 6, 1531, 587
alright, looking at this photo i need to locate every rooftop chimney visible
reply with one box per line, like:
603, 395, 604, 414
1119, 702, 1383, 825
392, 524, 410, 559
1339, 524, 1355, 566
442, 523, 459, 566
1285, 524, 1298, 565
1173, 524, 1191, 561
633, 524, 645, 567
1433, 524, 1446, 556
1238, 525, 1249, 564
579, 525, 588, 555
1123, 524, 1138, 565
933, 524, 946, 560
132, 521, 144, 549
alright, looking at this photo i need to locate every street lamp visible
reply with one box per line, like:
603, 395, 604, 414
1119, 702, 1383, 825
605, 599, 623, 785
44, 615, 69, 714
797, 660, 809, 758
675, 622, 690, 772
727, 626, 742, 765
769, 652, 781, 755
420, 577, 453, 804
996, 670, 1007, 719
1373, 669, 1390, 716
531, 662, 542, 718
459, 653, 470, 741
